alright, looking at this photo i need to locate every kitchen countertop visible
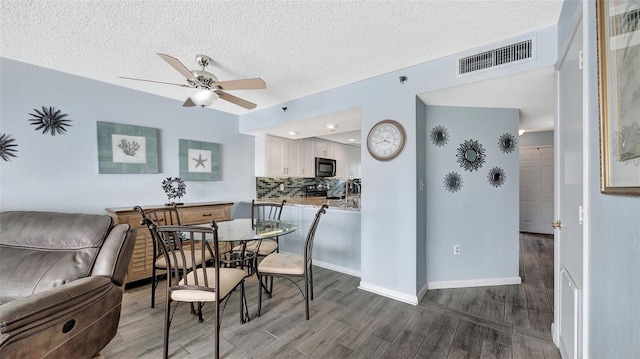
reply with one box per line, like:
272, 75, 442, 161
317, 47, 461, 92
258, 195, 361, 211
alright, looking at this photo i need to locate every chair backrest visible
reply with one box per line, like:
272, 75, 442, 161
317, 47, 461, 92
153, 222, 221, 295
251, 199, 286, 224
304, 205, 328, 273
135, 205, 182, 262
134, 204, 181, 227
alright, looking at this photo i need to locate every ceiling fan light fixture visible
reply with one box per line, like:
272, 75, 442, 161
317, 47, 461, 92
192, 89, 218, 107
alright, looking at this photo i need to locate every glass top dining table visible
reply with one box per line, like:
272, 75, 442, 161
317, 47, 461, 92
197, 218, 298, 242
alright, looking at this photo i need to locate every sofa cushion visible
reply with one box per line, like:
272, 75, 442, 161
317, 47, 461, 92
0, 211, 113, 304
0, 211, 112, 248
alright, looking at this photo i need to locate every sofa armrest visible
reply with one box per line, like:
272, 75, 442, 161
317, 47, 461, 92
0, 276, 113, 334
91, 224, 136, 286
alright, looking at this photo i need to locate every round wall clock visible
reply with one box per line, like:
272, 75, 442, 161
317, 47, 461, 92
366, 119, 407, 161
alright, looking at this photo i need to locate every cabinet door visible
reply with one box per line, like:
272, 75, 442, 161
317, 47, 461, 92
315, 139, 335, 159
301, 139, 315, 177
284, 139, 301, 176
267, 136, 286, 176
348, 145, 361, 178
334, 144, 348, 178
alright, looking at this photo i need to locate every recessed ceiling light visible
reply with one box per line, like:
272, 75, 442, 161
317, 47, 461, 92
349, 138, 355, 142
326, 124, 336, 130
288, 131, 297, 136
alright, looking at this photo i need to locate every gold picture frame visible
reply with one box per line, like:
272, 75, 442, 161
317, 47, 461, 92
596, 0, 640, 195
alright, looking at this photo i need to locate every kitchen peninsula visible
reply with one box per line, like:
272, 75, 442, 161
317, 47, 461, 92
236, 195, 361, 277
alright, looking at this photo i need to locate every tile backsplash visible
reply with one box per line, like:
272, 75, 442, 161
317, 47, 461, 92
257, 177, 350, 198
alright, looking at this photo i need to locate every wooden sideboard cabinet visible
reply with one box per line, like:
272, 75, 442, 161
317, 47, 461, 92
105, 201, 233, 284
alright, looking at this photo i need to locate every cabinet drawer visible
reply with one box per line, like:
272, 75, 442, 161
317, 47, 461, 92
181, 207, 230, 224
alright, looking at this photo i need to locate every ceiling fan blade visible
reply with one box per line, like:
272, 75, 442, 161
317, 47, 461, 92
183, 97, 196, 107
215, 78, 266, 91
157, 53, 199, 82
216, 91, 257, 110
119, 76, 192, 88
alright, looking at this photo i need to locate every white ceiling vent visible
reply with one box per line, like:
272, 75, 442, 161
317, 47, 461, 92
458, 38, 535, 76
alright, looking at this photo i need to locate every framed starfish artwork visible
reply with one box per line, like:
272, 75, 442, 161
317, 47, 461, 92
97, 122, 159, 174
179, 139, 221, 181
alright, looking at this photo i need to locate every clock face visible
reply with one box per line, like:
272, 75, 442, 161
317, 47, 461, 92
367, 119, 406, 161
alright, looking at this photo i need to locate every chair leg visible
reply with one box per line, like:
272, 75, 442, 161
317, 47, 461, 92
304, 273, 310, 320
215, 297, 220, 359
151, 266, 156, 308
269, 276, 274, 298
257, 274, 263, 317
197, 302, 204, 323
239, 281, 248, 324
310, 265, 314, 301
163, 297, 171, 359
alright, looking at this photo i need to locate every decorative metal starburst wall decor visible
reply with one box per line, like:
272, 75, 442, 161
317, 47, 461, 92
0, 134, 18, 161
498, 133, 517, 153
443, 171, 463, 193
456, 139, 486, 172
487, 167, 506, 187
430, 125, 450, 147
28, 106, 71, 136
162, 177, 187, 205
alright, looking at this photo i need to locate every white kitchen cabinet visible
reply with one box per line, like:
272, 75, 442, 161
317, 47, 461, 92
345, 145, 361, 178
334, 144, 348, 177
255, 135, 301, 177
314, 139, 335, 159
301, 138, 315, 177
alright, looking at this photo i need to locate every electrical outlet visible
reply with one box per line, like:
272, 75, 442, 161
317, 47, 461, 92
279, 184, 284, 191
453, 245, 461, 255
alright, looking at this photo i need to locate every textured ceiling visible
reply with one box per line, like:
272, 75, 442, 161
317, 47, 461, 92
1, 0, 563, 117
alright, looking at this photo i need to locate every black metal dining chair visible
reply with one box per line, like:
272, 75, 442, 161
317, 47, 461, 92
150, 221, 246, 359
257, 205, 328, 320
135, 204, 204, 309
232, 199, 286, 294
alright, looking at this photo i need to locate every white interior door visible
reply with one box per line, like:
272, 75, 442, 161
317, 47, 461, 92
555, 15, 584, 359
520, 146, 554, 234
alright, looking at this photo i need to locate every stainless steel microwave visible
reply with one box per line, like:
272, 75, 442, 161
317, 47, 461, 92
315, 157, 336, 177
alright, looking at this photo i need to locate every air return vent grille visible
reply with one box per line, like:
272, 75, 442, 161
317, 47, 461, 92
458, 39, 534, 75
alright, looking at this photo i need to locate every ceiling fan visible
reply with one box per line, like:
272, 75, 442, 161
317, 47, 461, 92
120, 53, 266, 109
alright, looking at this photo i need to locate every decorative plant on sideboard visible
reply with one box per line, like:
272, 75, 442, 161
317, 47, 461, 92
162, 177, 186, 205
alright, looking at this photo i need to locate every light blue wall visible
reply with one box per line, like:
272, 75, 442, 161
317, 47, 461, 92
0, 58, 256, 214
519, 130, 554, 147
240, 26, 557, 297
580, 1, 640, 358
424, 105, 520, 283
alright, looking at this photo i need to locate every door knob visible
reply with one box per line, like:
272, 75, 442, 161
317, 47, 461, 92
552, 220, 562, 229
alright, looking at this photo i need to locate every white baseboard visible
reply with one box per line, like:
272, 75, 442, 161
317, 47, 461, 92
312, 259, 361, 278
358, 281, 418, 306
417, 283, 429, 302
427, 276, 521, 290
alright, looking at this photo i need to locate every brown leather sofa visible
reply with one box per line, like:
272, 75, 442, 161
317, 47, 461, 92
0, 211, 136, 358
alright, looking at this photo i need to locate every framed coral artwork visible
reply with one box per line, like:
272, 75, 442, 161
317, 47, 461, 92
179, 139, 221, 181
596, 0, 640, 195
97, 121, 159, 174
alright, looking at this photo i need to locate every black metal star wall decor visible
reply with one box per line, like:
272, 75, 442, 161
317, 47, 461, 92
28, 106, 72, 136
0, 133, 18, 161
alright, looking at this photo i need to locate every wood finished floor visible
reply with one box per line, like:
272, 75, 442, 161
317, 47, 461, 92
103, 232, 559, 358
